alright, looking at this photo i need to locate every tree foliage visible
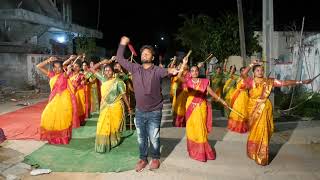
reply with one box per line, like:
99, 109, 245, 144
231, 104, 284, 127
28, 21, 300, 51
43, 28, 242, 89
175, 13, 261, 63
75, 36, 96, 58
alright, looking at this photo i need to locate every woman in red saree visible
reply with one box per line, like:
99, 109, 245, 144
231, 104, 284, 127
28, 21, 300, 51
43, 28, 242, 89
241, 60, 313, 165
178, 57, 228, 162
36, 56, 77, 144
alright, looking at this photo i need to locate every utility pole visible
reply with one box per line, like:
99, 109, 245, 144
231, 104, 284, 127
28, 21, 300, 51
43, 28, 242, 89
263, 0, 274, 104
237, 0, 247, 65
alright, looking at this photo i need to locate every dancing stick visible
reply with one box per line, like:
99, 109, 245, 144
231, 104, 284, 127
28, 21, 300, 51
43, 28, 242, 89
201, 53, 214, 63
226, 106, 245, 118
311, 73, 320, 81
129, 114, 133, 131
186, 50, 192, 58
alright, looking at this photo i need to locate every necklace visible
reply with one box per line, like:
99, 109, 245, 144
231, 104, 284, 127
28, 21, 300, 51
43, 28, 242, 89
192, 78, 199, 83
191, 78, 200, 88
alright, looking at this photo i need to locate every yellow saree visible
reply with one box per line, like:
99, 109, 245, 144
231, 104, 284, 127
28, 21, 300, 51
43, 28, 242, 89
246, 77, 274, 165
94, 72, 126, 153
40, 71, 75, 144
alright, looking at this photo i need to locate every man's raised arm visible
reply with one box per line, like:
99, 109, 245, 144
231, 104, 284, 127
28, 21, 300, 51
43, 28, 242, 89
116, 36, 139, 73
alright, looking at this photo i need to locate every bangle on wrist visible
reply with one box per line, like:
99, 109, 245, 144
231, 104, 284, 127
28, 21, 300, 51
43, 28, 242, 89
296, 81, 302, 84
249, 63, 254, 68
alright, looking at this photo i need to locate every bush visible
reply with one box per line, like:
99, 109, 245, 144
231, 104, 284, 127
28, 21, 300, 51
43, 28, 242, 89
276, 89, 320, 117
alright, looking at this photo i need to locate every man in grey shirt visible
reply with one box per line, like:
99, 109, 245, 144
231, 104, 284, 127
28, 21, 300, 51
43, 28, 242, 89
116, 36, 178, 172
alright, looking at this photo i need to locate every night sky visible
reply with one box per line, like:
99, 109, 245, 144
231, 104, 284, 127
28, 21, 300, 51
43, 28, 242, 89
72, 0, 320, 55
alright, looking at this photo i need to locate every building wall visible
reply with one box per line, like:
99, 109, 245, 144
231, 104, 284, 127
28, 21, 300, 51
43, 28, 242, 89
269, 32, 320, 93
0, 53, 50, 91
0, 53, 28, 89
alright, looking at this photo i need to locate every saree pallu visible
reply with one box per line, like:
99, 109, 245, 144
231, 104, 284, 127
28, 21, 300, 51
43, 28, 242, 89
223, 75, 237, 117
95, 75, 126, 153
246, 78, 274, 166
84, 71, 100, 114
170, 76, 179, 101
172, 86, 188, 127
172, 73, 191, 127
70, 73, 86, 127
210, 74, 225, 99
40, 71, 76, 144
90, 81, 100, 113
226, 78, 249, 133
185, 78, 216, 162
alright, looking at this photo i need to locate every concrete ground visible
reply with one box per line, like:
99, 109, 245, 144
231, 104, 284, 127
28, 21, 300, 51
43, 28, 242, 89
1, 80, 320, 180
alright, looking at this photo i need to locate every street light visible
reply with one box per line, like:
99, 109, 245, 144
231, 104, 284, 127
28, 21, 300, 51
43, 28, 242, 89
161, 37, 164, 40
56, 35, 66, 43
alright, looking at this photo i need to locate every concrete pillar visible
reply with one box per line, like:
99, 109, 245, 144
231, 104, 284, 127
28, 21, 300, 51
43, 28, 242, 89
263, 0, 274, 104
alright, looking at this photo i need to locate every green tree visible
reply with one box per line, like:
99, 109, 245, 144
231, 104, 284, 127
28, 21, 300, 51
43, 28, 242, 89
75, 36, 96, 58
175, 14, 214, 61
176, 13, 261, 63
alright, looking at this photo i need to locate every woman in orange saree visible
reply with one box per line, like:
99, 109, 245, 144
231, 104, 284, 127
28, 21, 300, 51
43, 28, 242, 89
223, 66, 248, 133
178, 57, 228, 162
36, 56, 77, 144
241, 61, 313, 165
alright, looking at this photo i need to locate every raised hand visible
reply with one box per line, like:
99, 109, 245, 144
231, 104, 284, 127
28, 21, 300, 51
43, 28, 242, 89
110, 56, 116, 61
168, 68, 179, 75
251, 59, 263, 66
70, 55, 77, 59
120, 36, 130, 46
182, 56, 188, 65
47, 56, 58, 63
100, 59, 112, 65
197, 62, 204, 68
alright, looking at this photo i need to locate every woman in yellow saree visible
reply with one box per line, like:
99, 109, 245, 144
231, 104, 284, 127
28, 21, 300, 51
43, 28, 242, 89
91, 59, 132, 153
241, 61, 313, 165
114, 62, 135, 111
223, 66, 248, 133
69, 62, 87, 127
36, 56, 77, 144
87, 61, 101, 113
178, 57, 228, 162
172, 65, 190, 127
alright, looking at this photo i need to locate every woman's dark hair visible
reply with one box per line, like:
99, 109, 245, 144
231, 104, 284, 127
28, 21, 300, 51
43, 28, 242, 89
215, 66, 222, 70
82, 61, 89, 66
114, 62, 128, 74
104, 64, 114, 72
73, 61, 82, 69
240, 67, 246, 72
140, 45, 155, 56
52, 61, 63, 68
230, 65, 237, 71
252, 64, 263, 72
191, 65, 199, 70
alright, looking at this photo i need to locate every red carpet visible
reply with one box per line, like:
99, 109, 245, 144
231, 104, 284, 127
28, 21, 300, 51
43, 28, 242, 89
0, 101, 47, 140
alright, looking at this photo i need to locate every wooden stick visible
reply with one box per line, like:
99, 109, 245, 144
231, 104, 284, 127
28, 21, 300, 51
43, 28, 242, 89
129, 114, 133, 131
311, 73, 320, 81
130, 53, 133, 63
227, 106, 245, 118
186, 50, 192, 58
133, 58, 138, 64
202, 53, 214, 63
